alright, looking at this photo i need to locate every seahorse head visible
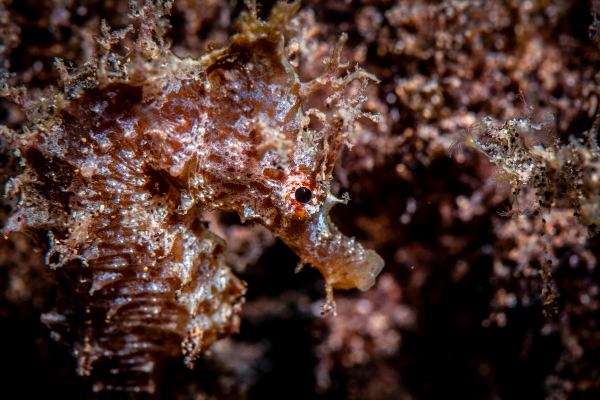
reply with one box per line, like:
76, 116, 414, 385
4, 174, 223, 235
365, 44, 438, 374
193, 1, 384, 305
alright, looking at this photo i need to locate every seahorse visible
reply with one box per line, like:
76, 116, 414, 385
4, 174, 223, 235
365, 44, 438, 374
1, 0, 384, 394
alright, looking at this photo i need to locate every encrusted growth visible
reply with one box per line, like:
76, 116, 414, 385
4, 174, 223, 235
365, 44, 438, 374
0, 0, 383, 393
450, 108, 600, 316
451, 111, 600, 237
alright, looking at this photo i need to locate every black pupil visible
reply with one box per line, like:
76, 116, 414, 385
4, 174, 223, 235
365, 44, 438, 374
295, 187, 312, 203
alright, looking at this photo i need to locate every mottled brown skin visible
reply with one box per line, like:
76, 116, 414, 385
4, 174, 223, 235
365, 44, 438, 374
12, 81, 247, 393
2, 2, 383, 394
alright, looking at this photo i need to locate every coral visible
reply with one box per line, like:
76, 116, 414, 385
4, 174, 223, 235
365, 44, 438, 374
313, 273, 416, 398
450, 112, 600, 237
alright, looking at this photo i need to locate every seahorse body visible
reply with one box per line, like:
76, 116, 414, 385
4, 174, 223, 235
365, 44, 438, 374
2, 1, 383, 394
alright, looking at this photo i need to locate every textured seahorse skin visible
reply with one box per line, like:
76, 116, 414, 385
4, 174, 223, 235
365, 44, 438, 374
1, 1, 383, 394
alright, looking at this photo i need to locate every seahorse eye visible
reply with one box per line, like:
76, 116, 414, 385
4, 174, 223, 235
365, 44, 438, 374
294, 187, 312, 203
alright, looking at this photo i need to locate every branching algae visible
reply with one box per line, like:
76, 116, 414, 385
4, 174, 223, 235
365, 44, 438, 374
0, 0, 383, 393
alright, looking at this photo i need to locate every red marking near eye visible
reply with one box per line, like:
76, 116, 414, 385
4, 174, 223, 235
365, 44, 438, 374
284, 178, 316, 219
